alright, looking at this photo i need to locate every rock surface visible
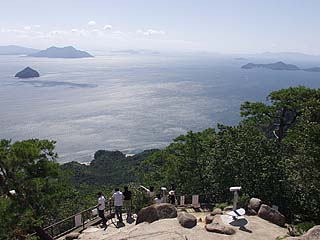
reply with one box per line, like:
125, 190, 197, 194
248, 198, 262, 212
258, 204, 285, 226
223, 205, 233, 211
177, 212, 197, 228
205, 214, 215, 224
247, 207, 258, 216
77, 215, 288, 240
65, 232, 80, 240
287, 225, 320, 240
205, 222, 236, 235
211, 208, 223, 216
15, 67, 40, 78
136, 203, 177, 224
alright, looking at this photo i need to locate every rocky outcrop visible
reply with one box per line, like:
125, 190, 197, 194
211, 208, 223, 216
177, 212, 197, 228
15, 67, 40, 78
136, 203, 177, 225
205, 222, 236, 235
258, 204, 285, 226
287, 225, 320, 240
248, 198, 262, 212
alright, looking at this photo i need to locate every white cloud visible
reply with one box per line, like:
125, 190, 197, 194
88, 20, 97, 26
103, 25, 113, 30
23, 25, 41, 31
137, 29, 165, 36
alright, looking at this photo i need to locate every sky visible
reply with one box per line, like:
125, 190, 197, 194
0, 0, 319, 54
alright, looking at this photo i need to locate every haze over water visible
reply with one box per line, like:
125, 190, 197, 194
1, 53, 320, 163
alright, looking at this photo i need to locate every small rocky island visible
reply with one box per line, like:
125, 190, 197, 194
15, 67, 40, 79
28, 46, 93, 58
241, 61, 300, 71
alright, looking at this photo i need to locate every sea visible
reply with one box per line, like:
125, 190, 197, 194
1, 53, 320, 163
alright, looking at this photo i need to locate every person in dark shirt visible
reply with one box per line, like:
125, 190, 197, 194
123, 186, 132, 220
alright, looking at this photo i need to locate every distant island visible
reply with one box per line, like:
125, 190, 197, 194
15, 67, 40, 78
303, 67, 320, 72
28, 46, 94, 58
242, 61, 320, 73
241, 61, 300, 71
0, 45, 39, 55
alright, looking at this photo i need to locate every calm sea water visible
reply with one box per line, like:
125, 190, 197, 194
0, 54, 319, 163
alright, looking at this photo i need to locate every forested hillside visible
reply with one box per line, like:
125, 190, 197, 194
60, 149, 159, 186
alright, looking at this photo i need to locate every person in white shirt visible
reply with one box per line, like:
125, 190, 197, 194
97, 192, 106, 226
112, 188, 123, 223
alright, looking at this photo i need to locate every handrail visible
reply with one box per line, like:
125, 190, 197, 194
43, 205, 97, 230
27, 192, 220, 239
27, 205, 99, 239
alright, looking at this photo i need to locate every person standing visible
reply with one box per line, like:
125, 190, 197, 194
123, 186, 132, 220
112, 188, 123, 223
97, 192, 107, 227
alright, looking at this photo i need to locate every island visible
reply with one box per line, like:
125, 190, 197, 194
28, 46, 94, 58
0, 45, 39, 55
241, 61, 300, 71
15, 67, 40, 79
303, 67, 320, 72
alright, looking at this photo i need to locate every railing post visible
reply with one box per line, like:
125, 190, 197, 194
50, 226, 54, 238
82, 212, 85, 230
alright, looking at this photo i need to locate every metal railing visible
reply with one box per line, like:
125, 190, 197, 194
28, 192, 223, 239
28, 205, 98, 239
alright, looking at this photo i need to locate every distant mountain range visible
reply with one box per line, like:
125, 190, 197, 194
0, 45, 39, 55
28, 46, 93, 58
235, 52, 320, 62
242, 61, 320, 72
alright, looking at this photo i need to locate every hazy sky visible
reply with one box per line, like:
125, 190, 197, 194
0, 0, 319, 54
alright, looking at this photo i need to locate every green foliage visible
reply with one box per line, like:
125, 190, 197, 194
214, 202, 229, 210
238, 193, 250, 209
61, 149, 158, 187
139, 86, 320, 224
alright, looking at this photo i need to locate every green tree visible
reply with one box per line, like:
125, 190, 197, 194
0, 139, 64, 240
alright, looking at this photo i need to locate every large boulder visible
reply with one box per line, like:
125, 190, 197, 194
287, 225, 320, 240
136, 203, 177, 225
211, 208, 223, 216
258, 204, 285, 226
205, 214, 215, 224
15, 67, 40, 78
177, 212, 197, 228
223, 205, 233, 211
248, 198, 262, 212
246, 207, 258, 216
65, 232, 80, 240
205, 222, 236, 235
